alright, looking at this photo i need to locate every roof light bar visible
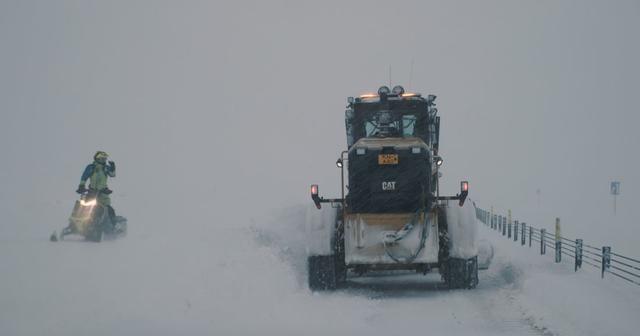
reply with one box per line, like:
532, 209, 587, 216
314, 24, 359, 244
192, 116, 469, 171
359, 93, 378, 98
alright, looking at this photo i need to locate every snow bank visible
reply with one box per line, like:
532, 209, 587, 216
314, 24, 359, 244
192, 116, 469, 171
477, 239, 495, 270
2, 201, 639, 335
249, 204, 337, 287
478, 224, 640, 336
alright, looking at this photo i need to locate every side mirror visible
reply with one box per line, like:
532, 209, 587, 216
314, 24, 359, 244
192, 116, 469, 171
311, 184, 322, 209
459, 181, 469, 207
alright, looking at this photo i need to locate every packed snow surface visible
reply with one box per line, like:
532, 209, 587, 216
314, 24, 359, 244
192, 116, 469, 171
1, 204, 639, 336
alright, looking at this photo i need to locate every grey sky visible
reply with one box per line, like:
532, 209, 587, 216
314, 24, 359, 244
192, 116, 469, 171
1, 0, 639, 253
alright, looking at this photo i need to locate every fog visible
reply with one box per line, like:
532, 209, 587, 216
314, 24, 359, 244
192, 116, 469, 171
1, 1, 640, 334
1, 0, 639, 256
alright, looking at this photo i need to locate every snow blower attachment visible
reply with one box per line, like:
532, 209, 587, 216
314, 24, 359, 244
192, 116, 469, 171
307, 86, 478, 291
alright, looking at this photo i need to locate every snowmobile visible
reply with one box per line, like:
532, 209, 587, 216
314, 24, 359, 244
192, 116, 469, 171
50, 190, 127, 242
308, 85, 478, 290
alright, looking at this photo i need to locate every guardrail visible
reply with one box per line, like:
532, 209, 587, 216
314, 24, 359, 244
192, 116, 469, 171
475, 207, 640, 287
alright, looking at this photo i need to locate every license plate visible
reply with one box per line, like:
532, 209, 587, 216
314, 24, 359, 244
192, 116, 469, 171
378, 154, 398, 165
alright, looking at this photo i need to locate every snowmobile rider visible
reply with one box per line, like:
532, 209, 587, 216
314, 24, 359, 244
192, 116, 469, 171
76, 151, 117, 221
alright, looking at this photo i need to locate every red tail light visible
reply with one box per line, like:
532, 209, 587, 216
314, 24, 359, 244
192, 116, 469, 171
459, 181, 469, 207
311, 184, 321, 209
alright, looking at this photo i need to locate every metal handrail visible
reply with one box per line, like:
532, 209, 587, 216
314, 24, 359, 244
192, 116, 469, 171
609, 265, 640, 279
584, 243, 602, 251
611, 258, 640, 272
561, 251, 575, 259
583, 259, 600, 269
583, 249, 603, 258
476, 207, 640, 287
560, 236, 575, 244
583, 254, 601, 264
611, 253, 640, 264
606, 270, 640, 286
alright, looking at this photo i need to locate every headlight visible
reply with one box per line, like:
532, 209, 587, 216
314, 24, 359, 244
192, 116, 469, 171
359, 93, 378, 99
434, 156, 443, 166
80, 199, 97, 207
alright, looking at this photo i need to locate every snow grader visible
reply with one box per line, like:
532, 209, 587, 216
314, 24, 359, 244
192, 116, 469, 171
308, 85, 478, 290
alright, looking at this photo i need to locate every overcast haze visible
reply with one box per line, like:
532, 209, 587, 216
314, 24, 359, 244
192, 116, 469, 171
2, 0, 639, 253
1, 1, 640, 334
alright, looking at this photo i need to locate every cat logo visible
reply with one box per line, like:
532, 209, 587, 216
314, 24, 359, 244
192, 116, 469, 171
382, 181, 396, 191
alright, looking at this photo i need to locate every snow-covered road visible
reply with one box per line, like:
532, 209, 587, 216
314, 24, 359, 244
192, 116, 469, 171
1, 205, 638, 336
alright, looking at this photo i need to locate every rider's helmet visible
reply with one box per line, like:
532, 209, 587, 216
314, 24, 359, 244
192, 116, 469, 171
94, 151, 109, 164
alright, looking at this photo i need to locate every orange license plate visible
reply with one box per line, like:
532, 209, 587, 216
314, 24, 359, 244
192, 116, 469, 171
378, 154, 398, 165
